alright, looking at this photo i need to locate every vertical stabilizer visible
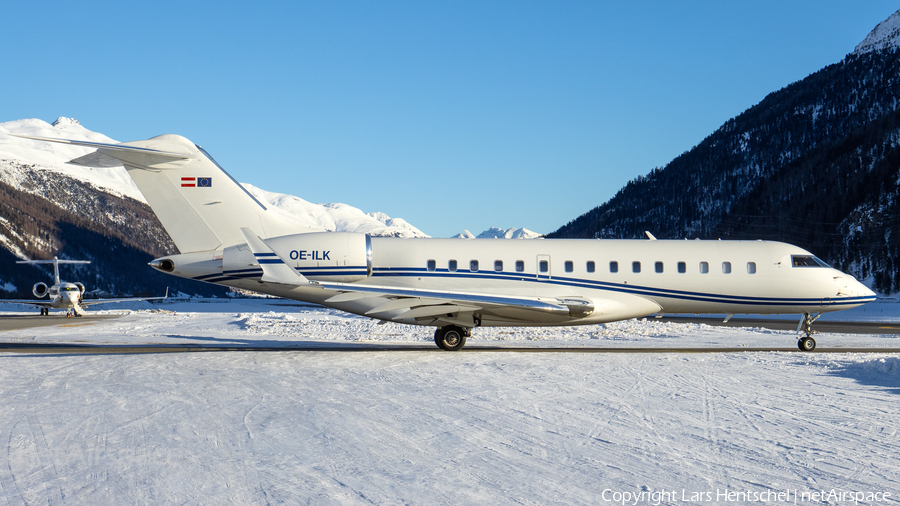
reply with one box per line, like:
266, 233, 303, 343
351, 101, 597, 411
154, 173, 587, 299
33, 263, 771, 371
11, 134, 316, 253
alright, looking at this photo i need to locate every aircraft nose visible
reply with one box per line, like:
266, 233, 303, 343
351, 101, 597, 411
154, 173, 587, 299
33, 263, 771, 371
837, 276, 876, 298
861, 283, 876, 298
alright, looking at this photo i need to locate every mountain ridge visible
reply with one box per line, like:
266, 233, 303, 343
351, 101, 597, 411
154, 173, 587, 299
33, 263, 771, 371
549, 9, 900, 293
854, 8, 900, 54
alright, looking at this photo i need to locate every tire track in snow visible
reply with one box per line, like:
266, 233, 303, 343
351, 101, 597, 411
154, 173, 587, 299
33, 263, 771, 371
25, 413, 64, 504
1, 416, 26, 506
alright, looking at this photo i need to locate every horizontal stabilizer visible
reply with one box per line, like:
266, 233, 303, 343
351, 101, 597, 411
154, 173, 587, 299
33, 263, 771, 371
17, 257, 90, 284
68, 150, 124, 168
16, 259, 90, 265
9, 134, 192, 160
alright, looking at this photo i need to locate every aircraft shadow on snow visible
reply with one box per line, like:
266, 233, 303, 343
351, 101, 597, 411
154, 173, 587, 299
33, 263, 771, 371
825, 357, 900, 395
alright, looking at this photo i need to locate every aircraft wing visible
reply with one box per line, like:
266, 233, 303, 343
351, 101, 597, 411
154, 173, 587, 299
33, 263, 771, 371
317, 281, 601, 327
80, 290, 169, 307
80, 297, 166, 307
0, 299, 54, 308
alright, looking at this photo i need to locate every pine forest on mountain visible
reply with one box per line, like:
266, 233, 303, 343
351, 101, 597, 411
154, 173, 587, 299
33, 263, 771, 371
549, 48, 900, 293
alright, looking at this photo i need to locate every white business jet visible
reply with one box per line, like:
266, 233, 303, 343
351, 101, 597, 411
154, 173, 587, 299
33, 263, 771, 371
11, 133, 875, 350
1, 256, 167, 316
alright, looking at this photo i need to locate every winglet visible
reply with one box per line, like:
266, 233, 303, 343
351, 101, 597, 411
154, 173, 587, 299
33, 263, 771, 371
239, 228, 310, 286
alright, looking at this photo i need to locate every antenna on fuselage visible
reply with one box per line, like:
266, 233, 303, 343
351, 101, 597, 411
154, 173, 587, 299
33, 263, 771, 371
17, 256, 91, 284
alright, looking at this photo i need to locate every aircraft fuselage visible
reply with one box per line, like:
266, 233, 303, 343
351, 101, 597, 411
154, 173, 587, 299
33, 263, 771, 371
156, 234, 874, 328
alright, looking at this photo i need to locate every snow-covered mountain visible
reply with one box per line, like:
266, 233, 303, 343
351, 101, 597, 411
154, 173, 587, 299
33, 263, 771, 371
0, 118, 428, 238
551, 9, 900, 293
854, 8, 900, 54
0, 118, 142, 202
454, 227, 543, 239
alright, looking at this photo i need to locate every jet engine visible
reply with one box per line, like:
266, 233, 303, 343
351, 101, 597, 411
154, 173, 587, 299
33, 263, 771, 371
74, 282, 85, 295
220, 232, 372, 283
33, 282, 49, 298
265, 232, 371, 282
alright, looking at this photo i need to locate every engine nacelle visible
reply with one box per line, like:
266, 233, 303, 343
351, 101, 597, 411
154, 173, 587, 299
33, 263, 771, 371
74, 282, 85, 295
223, 232, 371, 283
33, 282, 48, 298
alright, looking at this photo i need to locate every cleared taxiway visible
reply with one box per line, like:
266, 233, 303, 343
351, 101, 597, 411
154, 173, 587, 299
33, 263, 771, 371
0, 314, 121, 332
0, 343, 898, 355
658, 316, 900, 334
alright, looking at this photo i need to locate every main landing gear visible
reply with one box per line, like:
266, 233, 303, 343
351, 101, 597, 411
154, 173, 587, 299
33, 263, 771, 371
434, 325, 471, 351
797, 312, 820, 352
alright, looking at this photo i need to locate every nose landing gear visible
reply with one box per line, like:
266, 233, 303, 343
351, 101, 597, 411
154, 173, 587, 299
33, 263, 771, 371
797, 312, 820, 351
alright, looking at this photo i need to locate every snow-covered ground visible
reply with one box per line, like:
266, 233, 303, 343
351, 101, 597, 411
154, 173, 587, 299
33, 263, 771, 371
0, 299, 898, 504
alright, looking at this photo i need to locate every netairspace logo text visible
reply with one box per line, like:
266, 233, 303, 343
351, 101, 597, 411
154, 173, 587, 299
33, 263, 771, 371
601, 488, 892, 505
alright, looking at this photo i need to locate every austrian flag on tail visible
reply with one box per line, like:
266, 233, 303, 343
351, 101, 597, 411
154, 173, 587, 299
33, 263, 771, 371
181, 177, 212, 188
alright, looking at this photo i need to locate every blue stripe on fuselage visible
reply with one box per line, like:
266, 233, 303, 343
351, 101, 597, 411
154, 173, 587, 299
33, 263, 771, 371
369, 268, 873, 307
190, 265, 873, 308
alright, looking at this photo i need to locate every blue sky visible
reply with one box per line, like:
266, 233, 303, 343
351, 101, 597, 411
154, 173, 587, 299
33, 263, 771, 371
3, 1, 898, 237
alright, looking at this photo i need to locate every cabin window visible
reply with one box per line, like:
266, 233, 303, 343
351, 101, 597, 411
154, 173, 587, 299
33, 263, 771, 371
699, 261, 709, 274
494, 260, 503, 272
791, 255, 829, 268
448, 260, 458, 272
564, 261, 574, 273
747, 262, 757, 274
610, 261, 619, 273
539, 260, 549, 273
586, 261, 595, 273
677, 261, 686, 273
515, 260, 525, 272
655, 261, 664, 273
722, 261, 732, 274
426, 259, 436, 272
632, 261, 641, 273
470, 260, 479, 272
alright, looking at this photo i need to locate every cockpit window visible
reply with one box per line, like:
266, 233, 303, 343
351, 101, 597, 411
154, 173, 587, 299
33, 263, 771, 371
791, 255, 830, 268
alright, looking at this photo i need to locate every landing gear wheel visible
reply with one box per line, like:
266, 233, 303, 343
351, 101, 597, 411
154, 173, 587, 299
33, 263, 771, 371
798, 336, 816, 352
434, 326, 468, 351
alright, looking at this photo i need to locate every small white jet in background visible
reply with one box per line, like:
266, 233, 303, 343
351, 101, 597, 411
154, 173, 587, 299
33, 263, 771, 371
0, 257, 167, 316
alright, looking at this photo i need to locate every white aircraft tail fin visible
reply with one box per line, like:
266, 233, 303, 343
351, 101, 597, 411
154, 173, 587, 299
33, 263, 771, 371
16, 256, 90, 284
11, 134, 316, 253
